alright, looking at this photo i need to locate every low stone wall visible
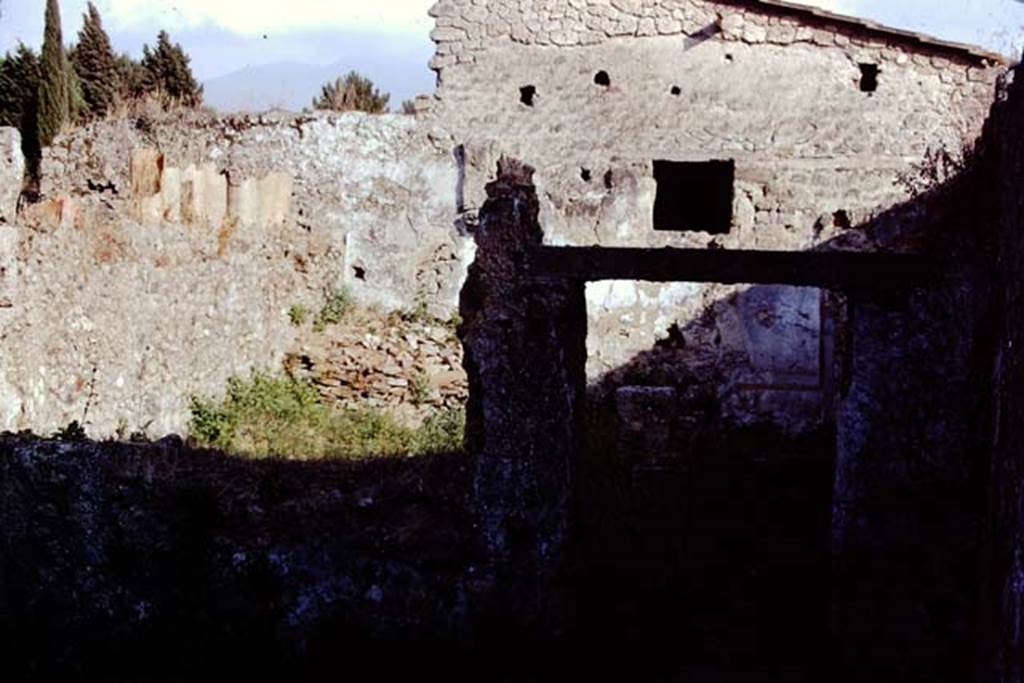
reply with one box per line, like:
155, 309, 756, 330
0, 437, 473, 679
286, 309, 467, 424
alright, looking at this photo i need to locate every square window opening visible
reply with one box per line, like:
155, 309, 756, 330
653, 160, 734, 234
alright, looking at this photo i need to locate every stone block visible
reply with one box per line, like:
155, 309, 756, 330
258, 172, 292, 229
130, 148, 163, 198
0, 127, 24, 225
160, 167, 182, 223
0, 226, 18, 308
181, 163, 227, 229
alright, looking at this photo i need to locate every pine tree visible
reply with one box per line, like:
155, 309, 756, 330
312, 71, 390, 114
0, 44, 40, 131
115, 52, 146, 102
37, 0, 69, 147
0, 43, 42, 174
141, 31, 202, 108
71, 2, 119, 119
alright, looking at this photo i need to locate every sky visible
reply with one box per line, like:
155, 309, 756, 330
1, 0, 1023, 111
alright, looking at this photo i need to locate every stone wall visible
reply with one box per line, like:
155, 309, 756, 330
0, 127, 22, 225
41, 111, 469, 314
427, 0, 1003, 431
0, 436, 473, 679
985, 62, 1024, 682
0, 1, 1006, 438
0, 112, 470, 437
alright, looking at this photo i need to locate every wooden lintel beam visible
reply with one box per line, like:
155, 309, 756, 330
522, 246, 938, 290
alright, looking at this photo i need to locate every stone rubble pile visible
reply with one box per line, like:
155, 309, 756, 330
286, 311, 467, 422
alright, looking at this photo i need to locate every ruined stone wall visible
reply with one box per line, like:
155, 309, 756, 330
41, 111, 469, 313
0, 113, 470, 438
428, 0, 1003, 430
0, 128, 22, 225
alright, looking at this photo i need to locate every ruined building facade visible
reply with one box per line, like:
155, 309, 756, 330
429, 0, 1004, 431
0, 0, 1007, 439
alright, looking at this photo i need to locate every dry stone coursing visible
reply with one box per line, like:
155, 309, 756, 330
285, 310, 467, 424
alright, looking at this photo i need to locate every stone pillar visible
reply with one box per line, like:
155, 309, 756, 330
459, 158, 587, 633
1, 127, 25, 224
833, 279, 988, 679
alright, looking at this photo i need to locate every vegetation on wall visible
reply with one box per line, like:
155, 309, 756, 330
312, 71, 390, 114
189, 372, 465, 460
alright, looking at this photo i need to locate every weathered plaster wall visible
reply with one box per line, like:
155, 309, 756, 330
0, 113, 470, 437
0, 1, 1005, 438
428, 0, 1002, 430
41, 111, 469, 314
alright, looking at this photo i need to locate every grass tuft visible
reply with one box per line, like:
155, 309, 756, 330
189, 372, 464, 460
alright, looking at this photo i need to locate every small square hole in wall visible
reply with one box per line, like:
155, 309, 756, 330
653, 160, 734, 234
520, 85, 536, 106
859, 64, 879, 93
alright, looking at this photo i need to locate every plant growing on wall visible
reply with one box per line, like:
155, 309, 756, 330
312, 71, 390, 114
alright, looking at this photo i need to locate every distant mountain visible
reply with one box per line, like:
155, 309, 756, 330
203, 58, 435, 114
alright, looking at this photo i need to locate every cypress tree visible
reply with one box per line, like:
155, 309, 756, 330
37, 0, 69, 146
71, 2, 119, 119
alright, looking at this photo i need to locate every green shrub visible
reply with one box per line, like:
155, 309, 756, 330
414, 408, 466, 454
288, 304, 309, 327
188, 372, 464, 460
409, 371, 431, 405
313, 287, 353, 332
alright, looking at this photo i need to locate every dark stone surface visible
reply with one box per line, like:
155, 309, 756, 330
0, 437, 473, 679
983, 64, 1024, 683
459, 158, 587, 634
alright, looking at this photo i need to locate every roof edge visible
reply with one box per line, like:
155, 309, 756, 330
752, 0, 1010, 65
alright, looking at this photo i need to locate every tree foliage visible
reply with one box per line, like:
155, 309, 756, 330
37, 0, 69, 147
71, 2, 118, 119
115, 52, 148, 102
312, 71, 390, 114
0, 43, 42, 170
140, 31, 203, 108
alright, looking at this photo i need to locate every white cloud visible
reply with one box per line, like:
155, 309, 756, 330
98, 0, 435, 35
799, 0, 859, 16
